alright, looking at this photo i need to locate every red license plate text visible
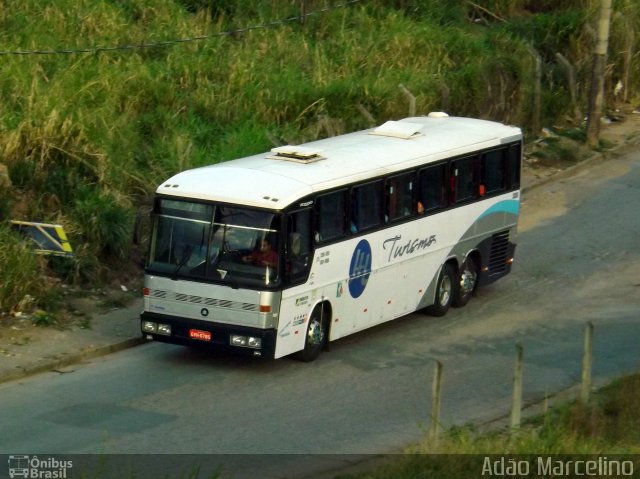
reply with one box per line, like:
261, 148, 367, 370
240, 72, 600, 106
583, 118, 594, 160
189, 329, 212, 341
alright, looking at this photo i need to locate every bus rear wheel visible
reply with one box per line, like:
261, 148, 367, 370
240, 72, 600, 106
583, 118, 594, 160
453, 258, 478, 307
425, 263, 456, 317
294, 306, 327, 362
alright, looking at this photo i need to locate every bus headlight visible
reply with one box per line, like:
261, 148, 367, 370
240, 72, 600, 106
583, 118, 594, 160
142, 321, 157, 333
157, 324, 172, 336
230, 335, 262, 349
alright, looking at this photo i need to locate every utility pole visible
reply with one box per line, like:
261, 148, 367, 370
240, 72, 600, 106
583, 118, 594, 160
585, 0, 613, 147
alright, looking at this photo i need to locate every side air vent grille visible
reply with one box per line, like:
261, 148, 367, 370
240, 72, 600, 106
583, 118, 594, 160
488, 230, 510, 275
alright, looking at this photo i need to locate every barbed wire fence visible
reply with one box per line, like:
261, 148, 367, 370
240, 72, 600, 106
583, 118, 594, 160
428, 322, 599, 441
0, 0, 362, 57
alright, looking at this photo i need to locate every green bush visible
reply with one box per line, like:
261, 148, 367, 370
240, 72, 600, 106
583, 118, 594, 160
73, 189, 134, 259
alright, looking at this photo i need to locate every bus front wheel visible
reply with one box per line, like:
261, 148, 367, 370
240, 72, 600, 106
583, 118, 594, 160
425, 263, 456, 317
294, 306, 327, 362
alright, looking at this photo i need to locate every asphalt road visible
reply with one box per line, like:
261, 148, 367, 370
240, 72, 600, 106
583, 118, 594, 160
1, 149, 639, 478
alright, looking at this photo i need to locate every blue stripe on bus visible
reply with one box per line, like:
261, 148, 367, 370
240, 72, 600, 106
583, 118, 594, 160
478, 199, 520, 219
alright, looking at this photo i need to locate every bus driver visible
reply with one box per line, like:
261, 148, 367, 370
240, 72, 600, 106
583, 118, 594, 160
243, 239, 278, 267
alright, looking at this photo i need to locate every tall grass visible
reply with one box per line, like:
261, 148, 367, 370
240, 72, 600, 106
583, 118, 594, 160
0, 224, 42, 312
0, 0, 639, 310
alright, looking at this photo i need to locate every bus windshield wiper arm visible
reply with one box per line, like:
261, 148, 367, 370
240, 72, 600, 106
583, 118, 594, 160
172, 245, 193, 280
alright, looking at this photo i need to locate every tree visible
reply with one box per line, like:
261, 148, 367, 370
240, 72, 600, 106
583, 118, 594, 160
585, 0, 613, 147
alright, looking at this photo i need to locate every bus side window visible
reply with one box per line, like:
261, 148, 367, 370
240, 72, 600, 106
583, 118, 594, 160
480, 148, 507, 195
418, 163, 447, 213
508, 143, 522, 189
451, 156, 477, 203
287, 209, 312, 281
315, 190, 347, 243
386, 173, 414, 222
351, 181, 383, 232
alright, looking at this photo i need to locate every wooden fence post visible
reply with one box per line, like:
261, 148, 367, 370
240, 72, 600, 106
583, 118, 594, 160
399, 84, 416, 117
441, 83, 450, 113
356, 104, 376, 127
528, 47, 542, 137
429, 360, 443, 442
510, 343, 524, 432
581, 322, 594, 404
300, 0, 306, 25
555, 52, 582, 124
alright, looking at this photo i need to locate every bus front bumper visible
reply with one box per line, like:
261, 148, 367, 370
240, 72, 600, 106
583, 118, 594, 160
140, 311, 277, 359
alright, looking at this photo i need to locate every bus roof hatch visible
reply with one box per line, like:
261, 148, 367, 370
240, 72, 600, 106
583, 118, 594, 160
369, 121, 424, 139
267, 145, 325, 163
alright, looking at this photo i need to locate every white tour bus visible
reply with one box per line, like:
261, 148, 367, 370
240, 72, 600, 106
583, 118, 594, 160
141, 113, 522, 361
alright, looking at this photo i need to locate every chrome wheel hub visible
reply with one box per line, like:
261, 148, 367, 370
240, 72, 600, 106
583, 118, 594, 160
460, 268, 477, 294
439, 276, 452, 305
307, 318, 324, 345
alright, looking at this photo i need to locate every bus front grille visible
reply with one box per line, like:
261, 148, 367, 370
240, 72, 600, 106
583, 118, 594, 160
148, 290, 259, 312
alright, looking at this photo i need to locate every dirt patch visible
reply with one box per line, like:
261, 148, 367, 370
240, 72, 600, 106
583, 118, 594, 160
0, 277, 142, 352
523, 109, 640, 174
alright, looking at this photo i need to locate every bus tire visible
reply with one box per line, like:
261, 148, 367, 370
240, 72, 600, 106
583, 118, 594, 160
425, 263, 455, 317
453, 257, 478, 307
294, 306, 327, 362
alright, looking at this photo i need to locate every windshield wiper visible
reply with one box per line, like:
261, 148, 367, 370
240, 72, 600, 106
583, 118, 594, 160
172, 245, 193, 280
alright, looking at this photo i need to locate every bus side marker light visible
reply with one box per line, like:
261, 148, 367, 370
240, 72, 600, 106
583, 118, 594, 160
260, 305, 272, 313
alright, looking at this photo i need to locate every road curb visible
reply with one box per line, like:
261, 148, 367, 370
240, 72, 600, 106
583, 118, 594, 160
0, 336, 146, 385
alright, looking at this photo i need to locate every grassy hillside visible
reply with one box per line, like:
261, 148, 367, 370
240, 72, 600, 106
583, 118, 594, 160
0, 0, 638, 312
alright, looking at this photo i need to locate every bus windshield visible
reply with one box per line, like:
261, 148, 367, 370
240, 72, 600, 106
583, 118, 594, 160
147, 199, 281, 287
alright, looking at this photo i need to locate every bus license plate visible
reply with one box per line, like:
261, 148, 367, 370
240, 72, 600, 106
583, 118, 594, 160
189, 329, 211, 341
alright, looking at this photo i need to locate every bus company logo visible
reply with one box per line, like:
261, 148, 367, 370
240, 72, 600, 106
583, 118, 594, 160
348, 239, 372, 299
8, 455, 73, 478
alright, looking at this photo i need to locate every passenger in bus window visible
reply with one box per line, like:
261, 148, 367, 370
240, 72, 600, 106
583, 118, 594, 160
242, 239, 278, 267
